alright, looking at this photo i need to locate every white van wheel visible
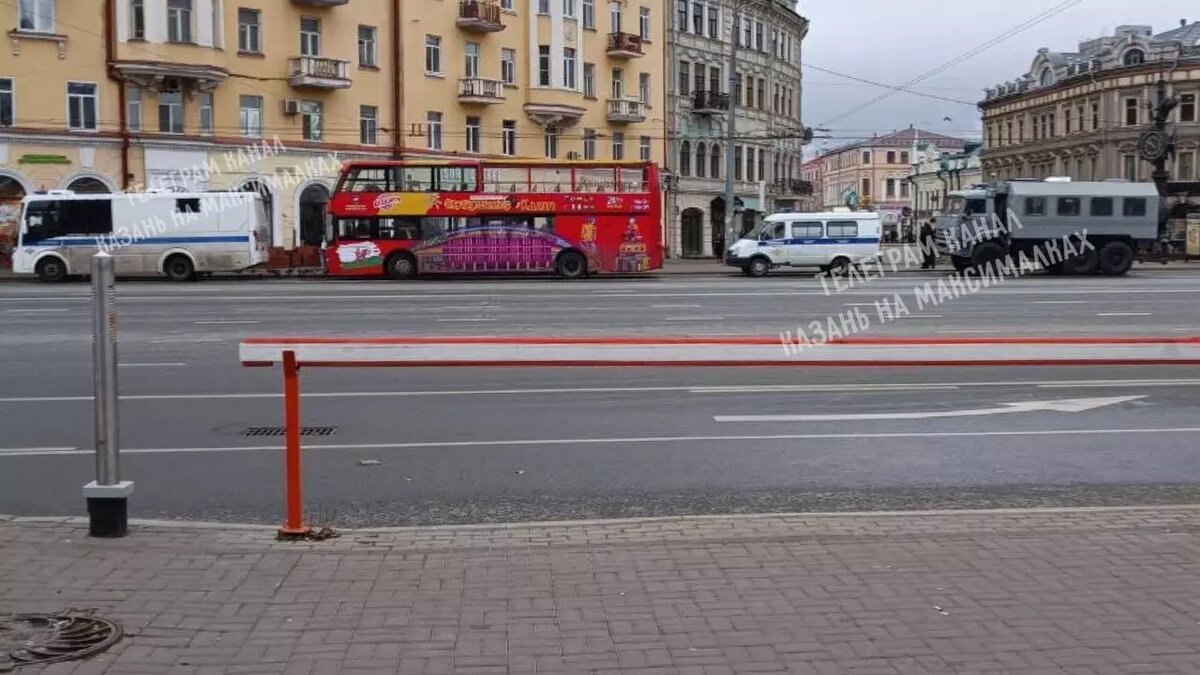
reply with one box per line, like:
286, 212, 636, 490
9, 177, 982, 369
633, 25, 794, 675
747, 257, 770, 277
164, 255, 196, 282
828, 257, 852, 277
35, 257, 67, 283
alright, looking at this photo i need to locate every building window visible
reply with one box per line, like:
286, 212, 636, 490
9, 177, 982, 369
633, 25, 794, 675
886, 150, 896, 164
538, 0, 549, 14
538, 46, 551, 86
544, 128, 559, 158
743, 75, 752, 107
167, 0, 193, 43
900, 181, 909, 199
582, 0, 595, 28
1180, 94, 1196, 123
734, 146, 743, 180
157, 89, 183, 133
754, 20, 763, 51
466, 116, 481, 153
583, 62, 596, 97
1092, 102, 1100, 130
1125, 98, 1139, 126
640, 135, 651, 161
746, 147, 755, 182
691, 2, 703, 34
756, 77, 765, 109
901, 151, 909, 164
885, 179, 896, 198
465, 42, 481, 78
861, 151, 870, 164
680, 140, 692, 176
564, 47, 577, 88
611, 67, 624, 99
300, 101, 322, 141
611, 132, 624, 160
695, 142, 706, 178
67, 82, 98, 131
708, 66, 720, 97
125, 86, 139, 131
360, 105, 378, 145
860, 177, 870, 196
501, 48, 516, 84
501, 0, 513, 8
678, 61, 690, 96
199, 91, 213, 134
427, 111, 442, 149
707, 5, 718, 37
18, 0, 55, 32
300, 17, 320, 56
563, 0, 575, 19
710, 144, 720, 178
425, 35, 441, 74
130, 0, 145, 39
741, 15, 751, 47
1180, 151, 1196, 180
239, 95, 262, 136
639, 7, 651, 39
358, 26, 377, 67
583, 128, 596, 159
610, 1, 622, 31
237, 8, 261, 52
502, 120, 516, 156
639, 72, 650, 103
757, 148, 764, 181
1123, 49, 1145, 66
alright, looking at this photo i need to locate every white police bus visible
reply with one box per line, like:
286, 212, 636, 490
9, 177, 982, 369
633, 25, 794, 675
725, 211, 883, 277
12, 190, 270, 282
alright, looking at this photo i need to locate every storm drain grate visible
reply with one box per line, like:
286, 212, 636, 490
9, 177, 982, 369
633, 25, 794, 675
244, 426, 338, 438
0, 613, 123, 672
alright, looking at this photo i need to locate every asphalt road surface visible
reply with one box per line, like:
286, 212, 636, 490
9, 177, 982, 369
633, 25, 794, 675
1, 269, 1199, 525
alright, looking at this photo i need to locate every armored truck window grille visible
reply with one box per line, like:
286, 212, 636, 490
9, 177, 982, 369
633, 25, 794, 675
826, 221, 859, 238
1123, 198, 1147, 217
175, 198, 201, 213
791, 222, 822, 238
1057, 197, 1081, 217
1090, 198, 1114, 217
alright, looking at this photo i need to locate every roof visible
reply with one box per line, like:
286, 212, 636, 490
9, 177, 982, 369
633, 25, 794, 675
765, 211, 881, 220
821, 128, 968, 156
1004, 181, 1161, 197
1155, 22, 1200, 46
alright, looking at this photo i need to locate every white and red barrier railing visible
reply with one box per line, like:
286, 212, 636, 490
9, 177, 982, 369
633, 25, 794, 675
240, 334, 1200, 536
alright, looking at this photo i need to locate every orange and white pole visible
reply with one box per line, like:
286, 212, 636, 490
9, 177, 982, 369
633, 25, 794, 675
279, 350, 309, 537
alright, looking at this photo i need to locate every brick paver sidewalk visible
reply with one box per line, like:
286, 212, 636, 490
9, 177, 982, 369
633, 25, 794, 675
4, 507, 1200, 674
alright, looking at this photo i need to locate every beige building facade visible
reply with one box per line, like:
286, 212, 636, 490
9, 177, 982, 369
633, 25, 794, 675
980, 23, 1200, 184
0, 0, 667, 268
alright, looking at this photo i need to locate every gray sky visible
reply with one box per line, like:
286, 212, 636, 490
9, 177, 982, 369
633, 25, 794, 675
801, 0, 1197, 153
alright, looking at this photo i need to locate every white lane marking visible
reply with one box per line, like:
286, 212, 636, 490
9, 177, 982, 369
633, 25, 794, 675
4, 308, 70, 314
436, 318, 498, 322
1, 424, 1197, 458
714, 396, 1145, 423
664, 316, 725, 321
1097, 312, 1154, 317
119, 362, 186, 368
935, 328, 1000, 334
0, 447, 78, 455
193, 320, 260, 325
2, 379, 1200, 404
898, 314, 944, 319
651, 304, 704, 309
1035, 301, 1091, 305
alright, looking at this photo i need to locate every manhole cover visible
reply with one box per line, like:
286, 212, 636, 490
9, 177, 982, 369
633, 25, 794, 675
0, 614, 122, 672
244, 426, 337, 438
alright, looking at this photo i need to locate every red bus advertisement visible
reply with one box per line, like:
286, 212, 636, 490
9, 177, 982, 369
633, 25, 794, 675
326, 160, 664, 279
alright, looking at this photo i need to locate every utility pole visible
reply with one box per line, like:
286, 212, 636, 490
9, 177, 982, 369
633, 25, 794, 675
723, 10, 739, 252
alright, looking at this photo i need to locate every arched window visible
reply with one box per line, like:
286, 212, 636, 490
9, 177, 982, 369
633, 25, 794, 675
679, 141, 692, 177
1039, 67, 1054, 87
695, 142, 707, 178
710, 144, 721, 179
1123, 49, 1145, 66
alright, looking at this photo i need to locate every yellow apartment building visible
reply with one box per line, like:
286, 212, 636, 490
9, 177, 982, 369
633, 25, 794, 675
0, 0, 667, 267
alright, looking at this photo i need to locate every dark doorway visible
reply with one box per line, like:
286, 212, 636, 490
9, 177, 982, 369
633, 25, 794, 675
298, 183, 331, 246
681, 208, 704, 257
709, 197, 726, 256
239, 179, 275, 244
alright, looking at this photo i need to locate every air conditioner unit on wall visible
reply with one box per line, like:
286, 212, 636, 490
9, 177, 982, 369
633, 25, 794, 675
283, 99, 301, 115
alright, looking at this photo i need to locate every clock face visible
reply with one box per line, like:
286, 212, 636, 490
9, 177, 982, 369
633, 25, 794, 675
1138, 130, 1168, 162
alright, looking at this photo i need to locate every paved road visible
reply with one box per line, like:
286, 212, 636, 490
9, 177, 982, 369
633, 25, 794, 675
1, 271, 1199, 525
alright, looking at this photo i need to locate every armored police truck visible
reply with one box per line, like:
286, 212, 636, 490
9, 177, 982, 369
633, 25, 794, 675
934, 179, 1162, 276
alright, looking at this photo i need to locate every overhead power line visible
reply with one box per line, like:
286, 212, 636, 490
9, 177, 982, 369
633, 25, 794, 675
802, 64, 979, 107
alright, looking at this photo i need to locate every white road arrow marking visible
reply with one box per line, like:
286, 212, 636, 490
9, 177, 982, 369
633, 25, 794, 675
713, 396, 1146, 423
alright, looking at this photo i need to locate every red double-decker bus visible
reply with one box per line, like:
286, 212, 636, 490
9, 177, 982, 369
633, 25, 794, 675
326, 160, 663, 279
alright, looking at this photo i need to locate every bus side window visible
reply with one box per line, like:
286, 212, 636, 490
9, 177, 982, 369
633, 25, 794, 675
534, 217, 554, 233
22, 201, 59, 243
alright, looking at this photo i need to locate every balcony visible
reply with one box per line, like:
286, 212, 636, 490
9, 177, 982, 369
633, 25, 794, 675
607, 98, 647, 123
692, 90, 729, 114
458, 77, 506, 104
606, 32, 644, 58
773, 179, 814, 196
457, 0, 505, 33
291, 0, 349, 6
288, 56, 351, 89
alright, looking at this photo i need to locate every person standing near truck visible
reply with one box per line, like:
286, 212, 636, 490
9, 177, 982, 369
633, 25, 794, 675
920, 219, 938, 269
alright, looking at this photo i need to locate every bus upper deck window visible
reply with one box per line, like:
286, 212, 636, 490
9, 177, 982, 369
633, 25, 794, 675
438, 167, 478, 192
402, 167, 434, 192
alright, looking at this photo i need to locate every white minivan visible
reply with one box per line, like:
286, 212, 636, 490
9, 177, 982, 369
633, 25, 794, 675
725, 211, 883, 277
12, 190, 270, 282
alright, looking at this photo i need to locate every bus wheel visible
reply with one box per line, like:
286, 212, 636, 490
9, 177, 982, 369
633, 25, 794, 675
556, 251, 588, 279
828, 256, 852, 277
747, 257, 770, 278
163, 255, 195, 282
1062, 247, 1099, 276
35, 257, 67, 283
1097, 241, 1134, 276
385, 253, 418, 280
